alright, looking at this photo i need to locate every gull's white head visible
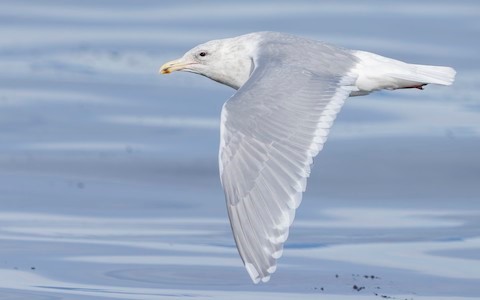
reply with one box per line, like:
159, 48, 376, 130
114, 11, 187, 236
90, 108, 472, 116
160, 36, 256, 89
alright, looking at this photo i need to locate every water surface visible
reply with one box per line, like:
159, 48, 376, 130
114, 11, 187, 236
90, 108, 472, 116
0, 1, 479, 299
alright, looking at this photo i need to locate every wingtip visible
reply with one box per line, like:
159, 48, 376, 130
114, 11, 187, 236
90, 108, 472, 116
246, 262, 261, 284
261, 275, 271, 283
246, 261, 279, 284
267, 265, 277, 273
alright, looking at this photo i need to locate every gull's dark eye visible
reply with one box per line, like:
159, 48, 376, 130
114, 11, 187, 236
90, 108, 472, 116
199, 51, 207, 57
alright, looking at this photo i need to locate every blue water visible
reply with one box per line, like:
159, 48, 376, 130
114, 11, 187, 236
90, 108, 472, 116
0, 1, 479, 299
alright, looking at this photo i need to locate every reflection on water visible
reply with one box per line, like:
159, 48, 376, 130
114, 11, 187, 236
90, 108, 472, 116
0, 0, 479, 299
0, 270, 477, 300
293, 237, 480, 280
0, 209, 479, 298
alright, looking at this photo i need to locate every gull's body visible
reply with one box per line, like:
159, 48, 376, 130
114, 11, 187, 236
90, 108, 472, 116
160, 31, 455, 283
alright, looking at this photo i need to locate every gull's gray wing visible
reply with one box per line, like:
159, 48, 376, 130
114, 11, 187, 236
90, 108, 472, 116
219, 40, 357, 283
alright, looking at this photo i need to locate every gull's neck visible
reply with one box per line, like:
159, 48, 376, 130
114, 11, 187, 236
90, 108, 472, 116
203, 36, 259, 89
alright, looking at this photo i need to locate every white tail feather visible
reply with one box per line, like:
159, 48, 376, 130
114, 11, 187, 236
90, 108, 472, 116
391, 64, 456, 86
352, 50, 456, 95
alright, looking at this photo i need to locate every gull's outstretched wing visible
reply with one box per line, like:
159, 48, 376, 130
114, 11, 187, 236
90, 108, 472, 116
219, 48, 358, 283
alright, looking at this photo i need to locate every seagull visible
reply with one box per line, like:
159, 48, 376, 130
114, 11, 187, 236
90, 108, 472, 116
159, 31, 456, 283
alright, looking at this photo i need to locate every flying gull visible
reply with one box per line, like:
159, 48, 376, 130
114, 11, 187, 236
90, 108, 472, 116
159, 31, 456, 283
